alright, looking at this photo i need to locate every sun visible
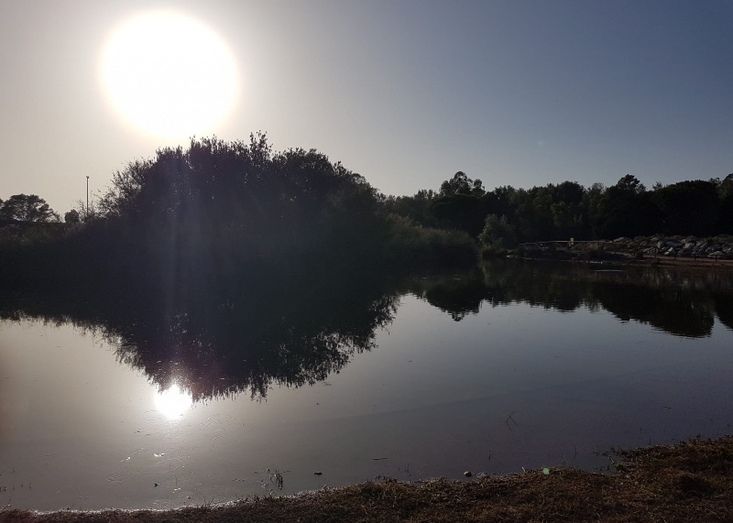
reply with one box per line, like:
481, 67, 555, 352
100, 10, 239, 140
154, 383, 193, 420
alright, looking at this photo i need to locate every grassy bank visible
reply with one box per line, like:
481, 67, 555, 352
3, 436, 733, 522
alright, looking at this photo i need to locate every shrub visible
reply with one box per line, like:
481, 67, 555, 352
479, 214, 517, 252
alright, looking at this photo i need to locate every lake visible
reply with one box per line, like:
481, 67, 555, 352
1, 260, 732, 510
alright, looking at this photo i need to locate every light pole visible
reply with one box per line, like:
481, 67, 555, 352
86, 176, 89, 216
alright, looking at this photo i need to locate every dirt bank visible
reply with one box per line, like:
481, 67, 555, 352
3, 436, 733, 522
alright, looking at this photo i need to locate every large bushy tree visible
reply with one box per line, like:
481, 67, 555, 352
0, 194, 58, 222
92, 135, 388, 290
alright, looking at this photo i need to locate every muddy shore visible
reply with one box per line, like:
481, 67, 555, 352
3, 436, 733, 522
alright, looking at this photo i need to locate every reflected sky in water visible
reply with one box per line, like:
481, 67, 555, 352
1, 261, 733, 510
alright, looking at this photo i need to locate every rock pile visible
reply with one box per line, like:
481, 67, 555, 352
607, 235, 733, 259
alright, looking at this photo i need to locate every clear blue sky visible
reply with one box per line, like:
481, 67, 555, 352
1, 0, 732, 212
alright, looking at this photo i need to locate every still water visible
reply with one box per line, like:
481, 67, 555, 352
1, 260, 732, 510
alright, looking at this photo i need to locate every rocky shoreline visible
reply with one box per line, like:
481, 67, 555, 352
516, 235, 733, 266
606, 235, 733, 259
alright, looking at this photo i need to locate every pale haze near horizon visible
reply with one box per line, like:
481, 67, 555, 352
1, 0, 732, 214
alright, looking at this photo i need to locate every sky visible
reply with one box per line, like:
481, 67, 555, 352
1, 0, 732, 213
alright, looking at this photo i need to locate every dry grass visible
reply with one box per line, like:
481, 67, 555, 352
3, 436, 733, 522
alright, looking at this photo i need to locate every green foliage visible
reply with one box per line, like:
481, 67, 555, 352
652, 180, 719, 235
439, 171, 485, 197
431, 192, 487, 237
392, 172, 733, 243
89, 135, 389, 279
384, 214, 477, 269
3, 136, 732, 290
479, 214, 517, 252
0, 194, 58, 222
592, 175, 654, 238
0, 136, 478, 295
719, 174, 733, 234
384, 189, 437, 227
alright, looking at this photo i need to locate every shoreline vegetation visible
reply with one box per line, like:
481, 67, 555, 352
0, 136, 480, 296
2, 435, 733, 522
1, 137, 732, 292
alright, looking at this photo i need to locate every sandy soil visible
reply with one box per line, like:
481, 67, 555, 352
3, 436, 733, 522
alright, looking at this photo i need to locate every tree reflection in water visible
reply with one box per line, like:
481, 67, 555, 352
2, 260, 732, 402
412, 260, 733, 339
0, 268, 400, 400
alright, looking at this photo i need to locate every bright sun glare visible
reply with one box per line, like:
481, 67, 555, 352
100, 10, 239, 140
154, 383, 193, 420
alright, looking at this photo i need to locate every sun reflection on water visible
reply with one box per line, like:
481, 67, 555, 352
153, 383, 192, 420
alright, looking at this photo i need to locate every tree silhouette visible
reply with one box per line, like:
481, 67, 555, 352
64, 209, 81, 224
439, 171, 485, 197
0, 194, 58, 222
393, 170, 733, 242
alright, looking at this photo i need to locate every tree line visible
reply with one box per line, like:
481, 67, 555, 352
387, 171, 733, 248
2, 138, 732, 273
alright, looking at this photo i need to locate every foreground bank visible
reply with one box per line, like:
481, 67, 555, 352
3, 436, 732, 522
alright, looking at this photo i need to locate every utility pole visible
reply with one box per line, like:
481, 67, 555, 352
86, 176, 90, 216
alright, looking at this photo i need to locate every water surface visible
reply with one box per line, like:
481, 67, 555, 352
1, 261, 732, 510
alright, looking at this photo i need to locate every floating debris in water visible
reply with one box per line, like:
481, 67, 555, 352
313, 471, 323, 476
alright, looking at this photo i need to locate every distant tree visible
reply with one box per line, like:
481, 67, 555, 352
550, 181, 587, 238
583, 183, 605, 238
717, 174, 733, 233
431, 171, 488, 236
616, 174, 645, 194
484, 185, 517, 219
722, 173, 733, 196
0, 194, 59, 222
517, 186, 563, 240
652, 180, 720, 236
64, 209, 81, 224
439, 171, 485, 197
431, 194, 487, 237
595, 175, 657, 238
479, 214, 517, 249
385, 189, 437, 226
